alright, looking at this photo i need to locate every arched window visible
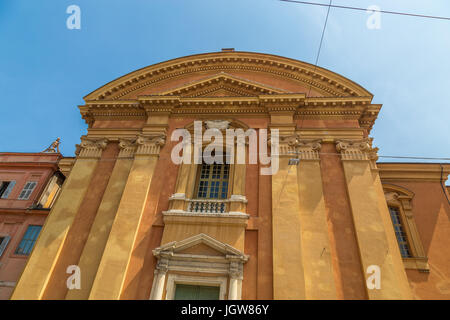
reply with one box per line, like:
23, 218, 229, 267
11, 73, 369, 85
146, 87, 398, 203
388, 206, 412, 258
383, 184, 429, 272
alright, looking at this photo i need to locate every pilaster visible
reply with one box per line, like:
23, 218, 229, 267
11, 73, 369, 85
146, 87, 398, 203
271, 132, 306, 299
88, 134, 165, 300
293, 138, 337, 299
336, 138, 413, 299
65, 139, 135, 299
11, 138, 107, 300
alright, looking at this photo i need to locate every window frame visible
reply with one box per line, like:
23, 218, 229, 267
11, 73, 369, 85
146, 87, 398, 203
14, 225, 42, 256
18, 181, 38, 200
383, 184, 429, 272
193, 161, 231, 200
0, 180, 16, 199
0, 235, 11, 258
167, 275, 227, 300
388, 206, 413, 258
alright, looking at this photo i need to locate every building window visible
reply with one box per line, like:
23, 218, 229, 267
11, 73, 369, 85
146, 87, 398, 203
0, 235, 11, 257
15, 225, 42, 255
18, 181, 37, 200
174, 284, 220, 300
0, 181, 16, 199
36, 172, 65, 209
195, 162, 229, 199
388, 206, 412, 258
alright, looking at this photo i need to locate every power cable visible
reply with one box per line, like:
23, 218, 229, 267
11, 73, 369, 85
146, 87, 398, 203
279, 0, 450, 21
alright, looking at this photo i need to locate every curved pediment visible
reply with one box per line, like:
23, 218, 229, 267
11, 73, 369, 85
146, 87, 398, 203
383, 183, 415, 199
84, 51, 373, 101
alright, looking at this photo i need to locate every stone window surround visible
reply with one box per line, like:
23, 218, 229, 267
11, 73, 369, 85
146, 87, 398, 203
383, 183, 429, 272
165, 119, 250, 216
149, 233, 249, 300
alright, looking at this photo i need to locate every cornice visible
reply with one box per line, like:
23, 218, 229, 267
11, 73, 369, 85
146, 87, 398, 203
0, 162, 59, 170
58, 157, 75, 177
378, 163, 450, 182
80, 94, 379, 129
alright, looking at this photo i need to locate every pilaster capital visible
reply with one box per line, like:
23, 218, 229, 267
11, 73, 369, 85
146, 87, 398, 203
135, 134, 166, 156
335, 138, 379, 161
279, 135, 322, 160
155, 256, 170, 275
118, 138, 137, 159
75, 137, 108, 159
228, 260, 244, 280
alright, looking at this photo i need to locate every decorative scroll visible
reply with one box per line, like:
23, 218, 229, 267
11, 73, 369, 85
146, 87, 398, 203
205, 120, 230, 130
118, 138, 137, 159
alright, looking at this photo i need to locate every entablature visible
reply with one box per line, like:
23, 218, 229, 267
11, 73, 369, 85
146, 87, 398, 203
80, 94, 379, 131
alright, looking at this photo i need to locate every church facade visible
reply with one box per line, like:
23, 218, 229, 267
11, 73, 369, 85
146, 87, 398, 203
11, 51, 450, 300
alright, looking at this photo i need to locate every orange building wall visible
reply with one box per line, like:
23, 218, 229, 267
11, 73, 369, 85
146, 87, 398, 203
382, 180, 450, 299
319, 143, 367, 299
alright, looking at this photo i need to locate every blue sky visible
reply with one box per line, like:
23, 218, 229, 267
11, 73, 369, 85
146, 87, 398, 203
0, 0, 449, 166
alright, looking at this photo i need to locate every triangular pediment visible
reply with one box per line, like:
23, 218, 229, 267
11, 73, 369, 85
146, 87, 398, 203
159, 72, 288, 97
153, 233, 248, 261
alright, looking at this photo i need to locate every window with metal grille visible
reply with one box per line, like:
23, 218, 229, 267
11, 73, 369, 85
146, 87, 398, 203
18, 181, 37, 200
196, 162, 230, 200
389, 207, 412, 258
15, 225, 42, 255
